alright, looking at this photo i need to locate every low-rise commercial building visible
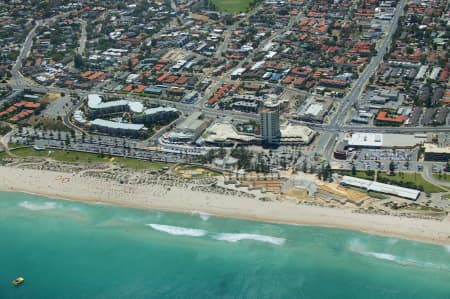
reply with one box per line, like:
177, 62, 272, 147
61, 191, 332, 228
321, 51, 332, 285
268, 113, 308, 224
201, 122, 258, 146
132, 107, 178, 124
165, 111, 209, 143
232, 101, 258, 113
279, 123, 316, 145
296, 97, 333, 123
87, 94, 143, 116
423, 143, 450, 161
73, 110, 87, 125
375, 111, 406, 126
340, 176, 420, 200
89, 119, 147, 137
346, 133, 427, 149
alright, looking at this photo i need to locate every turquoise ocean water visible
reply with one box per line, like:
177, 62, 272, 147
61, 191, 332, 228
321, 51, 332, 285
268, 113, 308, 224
0, 191, 449, 299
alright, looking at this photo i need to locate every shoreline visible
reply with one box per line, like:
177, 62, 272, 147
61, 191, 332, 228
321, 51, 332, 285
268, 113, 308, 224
0, 166, 449, 246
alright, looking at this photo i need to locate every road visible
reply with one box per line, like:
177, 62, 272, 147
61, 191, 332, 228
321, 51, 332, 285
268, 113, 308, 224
0, 79, 260, 124
206, 9, 308, 107
169, 0, 178, 13
11, 21, 41, 88
62, 95, 86, 133
6, 0, 448, 164
423, 164, 450, 188
318, 0, 407, 160
214, 3, 272, 60
0, 123, 17, 157
78, 19, 87, 55
11, 11, 72, 88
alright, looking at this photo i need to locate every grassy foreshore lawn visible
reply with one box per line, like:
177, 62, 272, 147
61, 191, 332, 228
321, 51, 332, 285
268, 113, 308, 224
0, 147, 165, 170
338, 170, 374, 180
338, 170, 445, 193
377, 172, 446, 193
433, 173, 450, 183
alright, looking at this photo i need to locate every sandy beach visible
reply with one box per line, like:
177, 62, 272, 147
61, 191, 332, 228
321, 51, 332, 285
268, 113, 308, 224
0, 165, 449, 245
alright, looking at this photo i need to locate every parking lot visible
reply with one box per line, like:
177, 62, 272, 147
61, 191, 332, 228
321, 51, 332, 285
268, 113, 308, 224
9, 128, 195, 164
354, 148, 418, 161
41, 94, 77, 119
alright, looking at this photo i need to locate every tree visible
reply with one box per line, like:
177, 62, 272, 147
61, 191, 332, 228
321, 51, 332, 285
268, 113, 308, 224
127, 58, 133, 71
223, 15, 235, 25
232, 147, 253, 170
389, 161, 396, 175
419, 54, 427, 64
218, 146, 226, 159
74, 54, 83, 69
325, 163, 332, 181
321, 164, 326, 181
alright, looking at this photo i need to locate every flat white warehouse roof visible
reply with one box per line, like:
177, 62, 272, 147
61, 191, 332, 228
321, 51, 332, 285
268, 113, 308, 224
341, 176, 420, 200
304, 103, 323, 116
347, 133, 426, 148
90, 119, 145, 131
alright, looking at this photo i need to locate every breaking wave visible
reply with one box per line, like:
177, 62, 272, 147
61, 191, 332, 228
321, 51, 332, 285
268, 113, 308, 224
214, 233, 286, 245
191, 211, 212, 221
147, 224, 207, 237
199, 213, 210, 221
19, 201, 58, 211
347, 238, 366, 252
444, 245, 450, 253
386, 238, 399, 245
349, 239, 401, 263
348, 238, 449, 271
364, 251, 397, 262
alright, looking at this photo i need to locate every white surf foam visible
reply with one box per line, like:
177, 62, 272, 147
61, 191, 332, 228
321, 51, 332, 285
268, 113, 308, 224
348, 239, 450, 270
386, 238, 399, 245
19, 201, 58, 211
199, 213, 210, 221
366, 252, 449, 270
348, 238, 398, 262
190, 211, 212, 221
365, 251, 397, 262
444, 245, 450, 253
147, 224, 207, 237
214, 233, 286, 245
347, 238, 366, 252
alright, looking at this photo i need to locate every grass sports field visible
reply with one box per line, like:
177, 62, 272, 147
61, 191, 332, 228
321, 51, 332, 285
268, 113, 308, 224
210, 0, 254, 12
